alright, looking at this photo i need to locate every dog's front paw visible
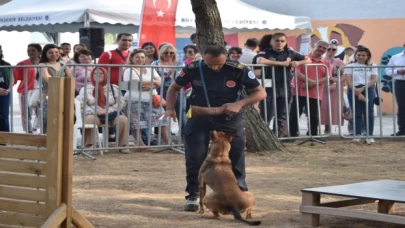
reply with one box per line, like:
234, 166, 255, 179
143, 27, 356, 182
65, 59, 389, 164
197, 208, 205, 214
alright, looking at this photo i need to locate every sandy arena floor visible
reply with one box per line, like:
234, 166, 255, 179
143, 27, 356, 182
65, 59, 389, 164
72, 140, 405, 228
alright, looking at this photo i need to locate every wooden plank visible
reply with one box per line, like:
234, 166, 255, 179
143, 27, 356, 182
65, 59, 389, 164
0, 185, 46, 202
378, 201, 395, 214
45, 77, 65, 217
41, 203, 67, 228
0, 225, 35, 228
0, 147, 47, 161
0, 133, 46, 147
61, 77, 75, 228
72, 206, 94, 228
301, 192, 320, 227
0, 198, 46, 216
0, 173, 47, 189
0, 211, 46, 227
300, 205, 405, 225
320, 199, 375, 208
0, 159, 46, 175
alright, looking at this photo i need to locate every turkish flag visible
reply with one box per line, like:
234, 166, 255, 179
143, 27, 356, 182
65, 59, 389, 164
139, 0, 179, 48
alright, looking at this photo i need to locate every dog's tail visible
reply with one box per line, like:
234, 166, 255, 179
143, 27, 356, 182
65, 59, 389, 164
231, 207, 261, 226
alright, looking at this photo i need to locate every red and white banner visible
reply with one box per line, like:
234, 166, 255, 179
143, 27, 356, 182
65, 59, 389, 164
138, 0, 179, 48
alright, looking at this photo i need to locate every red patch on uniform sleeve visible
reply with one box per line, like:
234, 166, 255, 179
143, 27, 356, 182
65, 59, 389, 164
179, 70, 185, 77
258, 51, 266, 54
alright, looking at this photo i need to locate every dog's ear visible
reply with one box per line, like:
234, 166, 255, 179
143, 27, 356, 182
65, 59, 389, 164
225, 131, 237, 142
211, 130, 218, 141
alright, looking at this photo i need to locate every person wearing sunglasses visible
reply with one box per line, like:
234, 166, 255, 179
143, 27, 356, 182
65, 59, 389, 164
151, 43, 186, 137
320, 44, 346, 134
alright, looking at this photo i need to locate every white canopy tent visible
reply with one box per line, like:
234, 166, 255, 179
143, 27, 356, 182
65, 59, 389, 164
175, 0, 312, 33
0, 0, 142, 33
0, 0, 311, 34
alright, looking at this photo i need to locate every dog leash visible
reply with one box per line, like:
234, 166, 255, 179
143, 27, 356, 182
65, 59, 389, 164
198, 59, 241, 120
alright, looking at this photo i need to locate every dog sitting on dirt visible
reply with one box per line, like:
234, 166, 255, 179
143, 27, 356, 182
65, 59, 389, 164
198, 130, 261, 226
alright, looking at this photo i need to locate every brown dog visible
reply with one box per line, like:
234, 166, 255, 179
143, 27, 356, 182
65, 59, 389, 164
198, 130, 261, 226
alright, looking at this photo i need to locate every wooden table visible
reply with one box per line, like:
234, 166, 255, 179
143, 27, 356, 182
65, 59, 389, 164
300, 180, 405, 227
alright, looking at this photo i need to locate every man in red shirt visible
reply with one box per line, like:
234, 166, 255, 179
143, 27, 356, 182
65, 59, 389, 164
98, 33, 133, 85
289, 40, 331, 137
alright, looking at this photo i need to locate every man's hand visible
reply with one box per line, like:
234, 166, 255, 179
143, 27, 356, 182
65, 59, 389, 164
163, 109, 177, 122
165, 69, 173, 78
280, 57, 291, 67
398, 69, 405, 75
222, 103, 242, 115
289, 61, 300, 67
358, 94, 366, 102
97, 108, 106, 115
301, 80, 317, 89
330, 83, 336, 92
330, 77, 338, 83
142, 85, 156, 91
355, 87, 365, 95
0, 88, 9, 96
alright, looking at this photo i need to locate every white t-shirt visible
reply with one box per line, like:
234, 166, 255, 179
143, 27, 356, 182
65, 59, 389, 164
239, 48, 256, 64
344, 62, 378, 86
123, 67, 159, 102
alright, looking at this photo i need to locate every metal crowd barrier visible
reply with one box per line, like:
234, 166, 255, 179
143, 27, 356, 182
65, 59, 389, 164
245, 63, 332, 144
3, 63, 404, 157
62, 63, 185, 157
1, 64, 57, 135
337, 65, 405, 140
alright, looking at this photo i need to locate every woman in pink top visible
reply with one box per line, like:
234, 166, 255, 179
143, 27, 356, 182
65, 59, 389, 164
13, 44, 42, 133
320, 44, 346, 134
70, 49, 94, 95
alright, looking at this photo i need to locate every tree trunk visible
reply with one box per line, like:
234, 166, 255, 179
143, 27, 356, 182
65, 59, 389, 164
190, 0, 225, 51
190, 0, 283, 153
242, 103, 284, 153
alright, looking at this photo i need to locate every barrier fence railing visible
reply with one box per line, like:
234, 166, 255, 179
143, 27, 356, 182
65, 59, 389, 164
2, 63, 404, 156
60, 64, 186, 157
244, 63, 332, 144
337, 65, 405, 140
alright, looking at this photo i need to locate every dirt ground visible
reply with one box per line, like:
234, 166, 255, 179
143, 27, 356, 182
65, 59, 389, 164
72, 140, 405, 228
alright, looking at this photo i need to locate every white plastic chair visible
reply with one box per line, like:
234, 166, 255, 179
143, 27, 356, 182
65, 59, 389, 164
73, 99, 104, 155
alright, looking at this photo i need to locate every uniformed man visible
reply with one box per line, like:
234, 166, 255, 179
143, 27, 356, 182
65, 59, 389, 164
164, 45, 266, 211
257, 33, 311, 137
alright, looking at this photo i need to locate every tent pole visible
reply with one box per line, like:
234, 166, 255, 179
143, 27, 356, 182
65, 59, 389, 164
84, 11, 90, 27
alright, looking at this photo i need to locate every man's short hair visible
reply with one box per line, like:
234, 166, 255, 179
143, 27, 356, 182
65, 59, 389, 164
203, 45, 227, 57
272, 32, 287, 40
190, 33, 197, 41
117, 33, 133, 42
245, 38, 259, 48
314, 40, 329, 48
61, 43, 71, 47
344, 47, 354, 52
28, 43, 42, 53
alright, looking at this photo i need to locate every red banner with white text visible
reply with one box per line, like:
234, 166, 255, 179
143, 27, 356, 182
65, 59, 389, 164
139, 0, 179, 48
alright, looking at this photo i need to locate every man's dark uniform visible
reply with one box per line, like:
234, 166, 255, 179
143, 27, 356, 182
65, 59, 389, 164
255, 48, 306, 136
175, 60, 260, 201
